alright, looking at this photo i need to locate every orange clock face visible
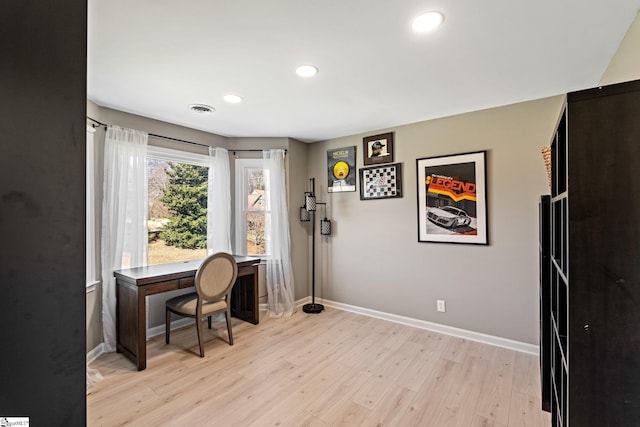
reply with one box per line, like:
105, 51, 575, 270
333, 161, 349, 180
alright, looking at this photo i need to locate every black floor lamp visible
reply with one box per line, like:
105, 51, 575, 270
299, 177, 331, 314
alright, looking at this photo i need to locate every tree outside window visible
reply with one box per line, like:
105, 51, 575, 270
147, 159, 207, 265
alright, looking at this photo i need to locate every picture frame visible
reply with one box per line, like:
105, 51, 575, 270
416, 151, 488, 244
363, 132, 394, 166
327, 146, 356, 192
359, 163, 403, 200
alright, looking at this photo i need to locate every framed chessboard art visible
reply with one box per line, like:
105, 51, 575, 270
359, 163, 403, 200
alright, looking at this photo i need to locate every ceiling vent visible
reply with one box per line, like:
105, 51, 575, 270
189, 104, 215, 114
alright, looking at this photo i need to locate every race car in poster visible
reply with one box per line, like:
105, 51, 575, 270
427, 206, 472, 229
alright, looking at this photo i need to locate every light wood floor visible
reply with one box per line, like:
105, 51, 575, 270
88, 307, 551, 427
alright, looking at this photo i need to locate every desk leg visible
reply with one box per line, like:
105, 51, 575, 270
116, 280, 147, 370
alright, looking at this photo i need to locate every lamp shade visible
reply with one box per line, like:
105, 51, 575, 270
320, 218, 331, 235
305, 194, 317, 211
300, 206, 310, 221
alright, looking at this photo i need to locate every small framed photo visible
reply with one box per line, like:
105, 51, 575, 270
416, 151, 488, 245
363, 132, 394, 166
359, 163, 403, 200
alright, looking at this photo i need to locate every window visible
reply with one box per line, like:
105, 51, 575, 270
147, 146, 211, 265
235, 159, 268, 256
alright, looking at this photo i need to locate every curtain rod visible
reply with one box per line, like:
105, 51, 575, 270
87, 117, 286, 154
88, 117, 208, 149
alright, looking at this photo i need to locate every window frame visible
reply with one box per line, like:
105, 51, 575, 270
234, 158, 269, 257
146, 145, 211, 167
146, 145, 212, 265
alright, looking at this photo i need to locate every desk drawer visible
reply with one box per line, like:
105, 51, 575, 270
179, 277, 194, 288
145, 280, 180, 296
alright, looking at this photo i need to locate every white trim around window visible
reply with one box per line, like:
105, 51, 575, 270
146, 145, 211, 166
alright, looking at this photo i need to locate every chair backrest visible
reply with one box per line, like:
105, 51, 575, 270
195, 252, 238, 301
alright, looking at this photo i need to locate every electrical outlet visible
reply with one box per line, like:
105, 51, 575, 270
437, 299, 446, 312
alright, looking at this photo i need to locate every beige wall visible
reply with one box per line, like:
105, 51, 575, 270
600, 11, 640, 85
306, 96, 564, 344
286, 138, 311, 300
88, 97, 564, 347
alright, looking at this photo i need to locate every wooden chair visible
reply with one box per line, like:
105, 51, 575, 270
165, 252, 238, 357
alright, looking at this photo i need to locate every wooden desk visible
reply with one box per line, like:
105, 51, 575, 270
114, 256, 261, 370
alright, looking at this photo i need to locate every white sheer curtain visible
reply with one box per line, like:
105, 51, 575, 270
86, 365, 103, 391
86, 125, 103, 392
207, 147, 232, 253
101, 126, 148, 352
263, 149, 296, 317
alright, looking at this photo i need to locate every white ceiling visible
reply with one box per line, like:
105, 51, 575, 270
88, 1, 639, 143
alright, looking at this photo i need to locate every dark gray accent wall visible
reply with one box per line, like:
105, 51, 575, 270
1, 1, 87, 425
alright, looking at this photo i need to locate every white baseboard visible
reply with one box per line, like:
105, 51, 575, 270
259, 303, 269, 321
87, 298, 538, 364
295, 296, 539, 356
86, 343, 105, 365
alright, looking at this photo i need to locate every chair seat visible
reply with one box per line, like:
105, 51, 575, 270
166, 292, 227, 316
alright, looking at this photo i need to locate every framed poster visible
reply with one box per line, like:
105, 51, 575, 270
416, 151, 488, 244
363, 132, 394, 166
359, 163, 403, 200
327, 146, 356, 192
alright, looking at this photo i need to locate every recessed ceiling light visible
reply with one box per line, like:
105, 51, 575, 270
296, 65, 318, 78
223, 94, 243, 104
189, 104, 215, 114
411, 11, 444, 33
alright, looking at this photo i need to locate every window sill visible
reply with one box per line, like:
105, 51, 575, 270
86, 281, 100, 293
